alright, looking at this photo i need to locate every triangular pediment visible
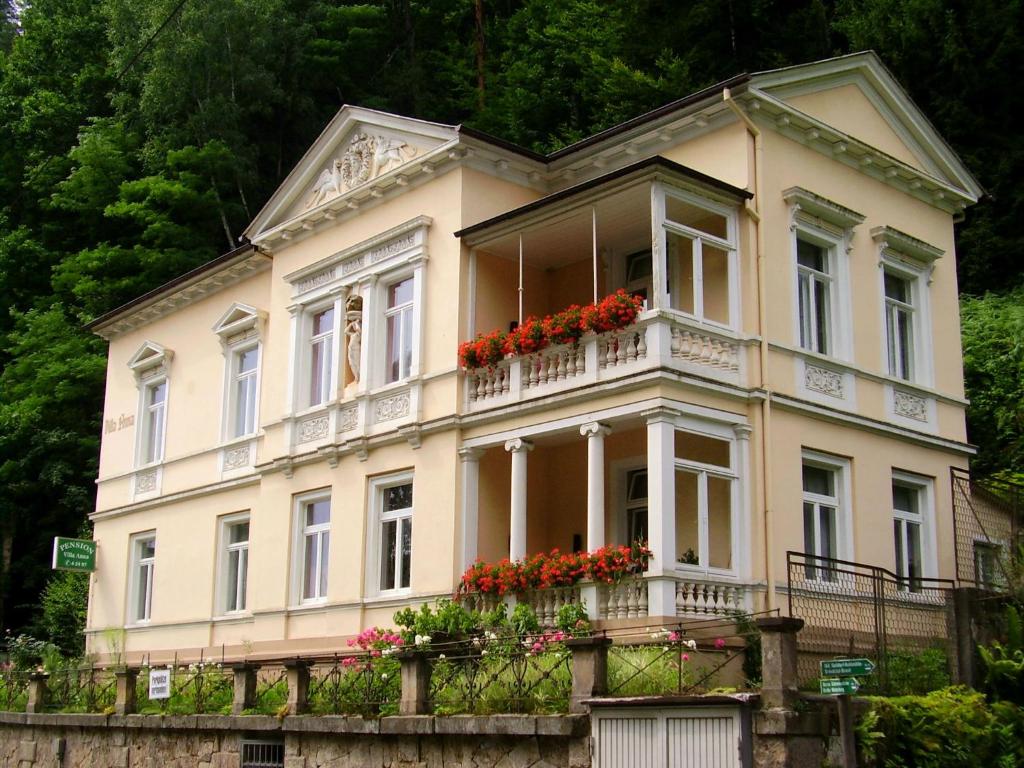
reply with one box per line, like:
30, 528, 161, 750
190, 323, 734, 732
127, 341, 172, 374
212, 302, 263, 338
245, 107, 459, 240
751, 52, 982, 200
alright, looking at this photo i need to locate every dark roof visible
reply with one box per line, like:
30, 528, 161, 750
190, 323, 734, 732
86, 243, 261, 331
454, 156, 752, 240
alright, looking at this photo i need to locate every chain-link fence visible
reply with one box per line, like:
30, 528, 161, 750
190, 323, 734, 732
951, 467, 1021, 588
786, 551, 958, 694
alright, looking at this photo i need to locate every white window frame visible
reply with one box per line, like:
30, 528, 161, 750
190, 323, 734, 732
137, 376, 169, 467
291, 491, 331, 605
877, 253, 934, 387
367, 472, 414, 596
891, 470, 936, 586
791, 224, 853, 360
800, 450, 854, 577
128, 532, 156, 625
216, 512, 251, 616
654, 183, 740, 330
673, 429, 739, 575
225, 343, 261, 439
307, 302, 339, 409
973, 540, 1002, 589
370, 268, 423, 390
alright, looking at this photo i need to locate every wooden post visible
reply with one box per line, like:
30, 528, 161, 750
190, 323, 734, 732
26, 672, 49, 714
283, 660, 312, 715
566, 636, 612, 713
837, 694, 858, 768
231, 662, 259, 715
397, 651, 431, 715
114, 669, 138, 715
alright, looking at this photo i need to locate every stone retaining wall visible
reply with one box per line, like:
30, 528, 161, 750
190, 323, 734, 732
0, 712, 590, 768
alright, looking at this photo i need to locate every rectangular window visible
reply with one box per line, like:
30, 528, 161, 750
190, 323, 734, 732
131, 534, 156, 623
892, 481, 923, 591
308, 307, 334, 407
141, 380, 167, 464
300, 498, 330, 602
802, 463, 839, 581
974, 542, 1001, 589
884, 271, 914, 380
231, 346, 259, 438
625, 468, 649, 545
379, 481, 413, 591
223, 517, 250, 612
796, 238, 832, 354
674, 431, 735, 571
662, 190, 735, 327
385, 277, 414, 383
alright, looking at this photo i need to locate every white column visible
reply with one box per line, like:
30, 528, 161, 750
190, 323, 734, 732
458, 447, 485, 572
645, 406, 679, 618
505, 438, 534, 560
580, 422, 611, 550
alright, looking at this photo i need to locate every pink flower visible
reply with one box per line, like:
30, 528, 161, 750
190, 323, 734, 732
341, 657, 358, 667
714, 637, 726, 650
668, 631, 680, 642
681, 653, 690, 662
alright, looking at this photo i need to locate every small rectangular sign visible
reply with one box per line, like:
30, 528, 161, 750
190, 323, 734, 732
51, 537, 97, 572
820, 677, 860, 695
148, 668, 171, 700
821, 658, 875, 677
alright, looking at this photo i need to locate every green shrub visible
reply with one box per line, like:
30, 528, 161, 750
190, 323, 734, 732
860, 688, 1024, 767
885, 647, 951, 695
980, 605, 1024, 706
555, 602, 590, 634
510, 603, 540, 637
39, 571, 89, 657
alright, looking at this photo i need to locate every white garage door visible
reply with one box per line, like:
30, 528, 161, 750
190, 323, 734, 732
592, 706, 744, 768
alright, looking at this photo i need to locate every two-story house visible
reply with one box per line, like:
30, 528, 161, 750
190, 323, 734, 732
84, 52, 982, 663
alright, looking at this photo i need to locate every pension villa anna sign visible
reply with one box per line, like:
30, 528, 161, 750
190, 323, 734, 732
51, 537, 97, 572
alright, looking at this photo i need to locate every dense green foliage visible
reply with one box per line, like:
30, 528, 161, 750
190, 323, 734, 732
858, 688, 1024, 767
0, 0, 1021, 639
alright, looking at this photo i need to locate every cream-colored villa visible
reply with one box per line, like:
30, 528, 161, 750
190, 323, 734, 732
85, 53, 982, 662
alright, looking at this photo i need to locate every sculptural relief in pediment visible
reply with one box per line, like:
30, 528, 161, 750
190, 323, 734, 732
306, 132, 420, 209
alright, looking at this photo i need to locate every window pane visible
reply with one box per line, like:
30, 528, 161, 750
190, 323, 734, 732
813, 277, 830, 354
819, 506, 836, 560
386, 313, 402, 383
306, 499, 330, 527
150, 381, 167, 405
665, 196, 728, 239
626, 252, 652, 281
310, 339, 325, 404
675, 469, 699, 565
627, 469, 648, 502
140, 538, 156, 560
707, 475, 732, 569
235, 374, 256, 436
228, 549, 241, 611
238, 548, 248, 610
627, 507, 648, 544
313, 308, 334, 336
675, 432, 730, 467
319, 532, 329, 598
389, 277, 414, 308
884, 273, 909, 303
137, 564, 151, 620
400, 518, 412, 589
380, 520, 397, 590
238, 348, 258, 373
402, 306, 413, 376
803, 502, 816, 555
892, 484, 917, 515
797, 239, 826, 272
303, 534, 318, 600
895, 308, 912, 378
702, 244, 730, 325
384, 484, 413, 512
798, 273, 812, 349
894, 520, 905, 578
229, 522, 249, 544
907, 522, 922, 581
666, 231, 694, 314
802, 465, 834, 496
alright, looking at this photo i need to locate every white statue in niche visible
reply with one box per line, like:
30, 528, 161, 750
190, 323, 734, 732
345, 294, 363, 390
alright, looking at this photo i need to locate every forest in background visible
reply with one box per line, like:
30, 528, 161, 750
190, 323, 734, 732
0, 0, 1021, 648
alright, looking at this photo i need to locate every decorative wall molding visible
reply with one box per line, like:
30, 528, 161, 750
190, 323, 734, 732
338, 405, 359, 433
297, 415, 330, 443
305, 133, 420, 210
804, 364, 845, 398
374, 392, 411, 422
134, 469, 158, 495
222, 444, 251, 471
893, 389, 928, 422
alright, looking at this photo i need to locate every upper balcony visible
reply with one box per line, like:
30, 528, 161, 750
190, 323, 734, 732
457, 158, 753, 413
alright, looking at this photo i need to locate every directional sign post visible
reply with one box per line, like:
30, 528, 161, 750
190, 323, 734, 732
51, 537, 97, 572
819, 677, 860, 696
821, 658, 875, 678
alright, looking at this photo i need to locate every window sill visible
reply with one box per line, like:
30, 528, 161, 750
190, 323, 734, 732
212, 612, 254, 623
287, 599, 329, 613
362, 589, 413, 606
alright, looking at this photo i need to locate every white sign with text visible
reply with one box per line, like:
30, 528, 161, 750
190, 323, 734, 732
148, 668, 171, 700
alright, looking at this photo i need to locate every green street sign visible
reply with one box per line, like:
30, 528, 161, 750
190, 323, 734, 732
821, 658, 875, 677
820, 677, 860, 695
52, 537, 97, 572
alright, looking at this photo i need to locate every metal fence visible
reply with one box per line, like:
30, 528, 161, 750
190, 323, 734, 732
786, 551, 958, 693
951, 467, 1021, 588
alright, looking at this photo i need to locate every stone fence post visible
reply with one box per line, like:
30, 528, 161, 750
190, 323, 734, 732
232, 662, 259, 715
397, 651, 431, 715
284, 659, 312, 715
755, 616, 803, 709
26, 672, 49, 714
566, 636, 612, 713
114, 668, 138, 715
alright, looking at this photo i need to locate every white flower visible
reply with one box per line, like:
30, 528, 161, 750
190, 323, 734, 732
685, 639, 697, 650
438, 653, 446, 660
415, 634, 428, 646
380, 673, 388, 680
481, 650, 488, 656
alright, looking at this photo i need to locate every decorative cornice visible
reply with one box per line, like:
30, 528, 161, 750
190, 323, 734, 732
782, 186, 865, 231
871, 225, 944, 263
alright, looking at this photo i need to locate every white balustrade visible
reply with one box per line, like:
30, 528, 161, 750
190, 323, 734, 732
674, 579, 746, 617
522, 585, 582, 626
597, 328, 647, 369
670, 326, 740, 372
459, 591, 502, 614
521, 343, 586, 391
467, 360, 512, 403
597, 578, 649, 620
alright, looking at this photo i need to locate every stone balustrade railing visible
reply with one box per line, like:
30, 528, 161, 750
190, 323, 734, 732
521, 585, 582, 626
597, 578, 649, 620
675, 579, 748, 616
670, 325, 740, 372
521, 342, 587, 390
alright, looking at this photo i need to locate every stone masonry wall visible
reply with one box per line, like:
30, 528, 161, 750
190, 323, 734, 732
0, 713, 590, 768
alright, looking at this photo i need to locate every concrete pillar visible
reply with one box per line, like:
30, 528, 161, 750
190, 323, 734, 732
566, 636, 612, 713
580, 422, 611, 551
953, 587, 978, 687
756, 616, 804, 709
26, 672, 49, 714
645, 407, 679, 617
284, 659, 312, 715
505, 438, 534, 560
397, 651, 431, 715
458, 447, 485, 572
114, 669, 138, 715
231, 662, 259, 715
